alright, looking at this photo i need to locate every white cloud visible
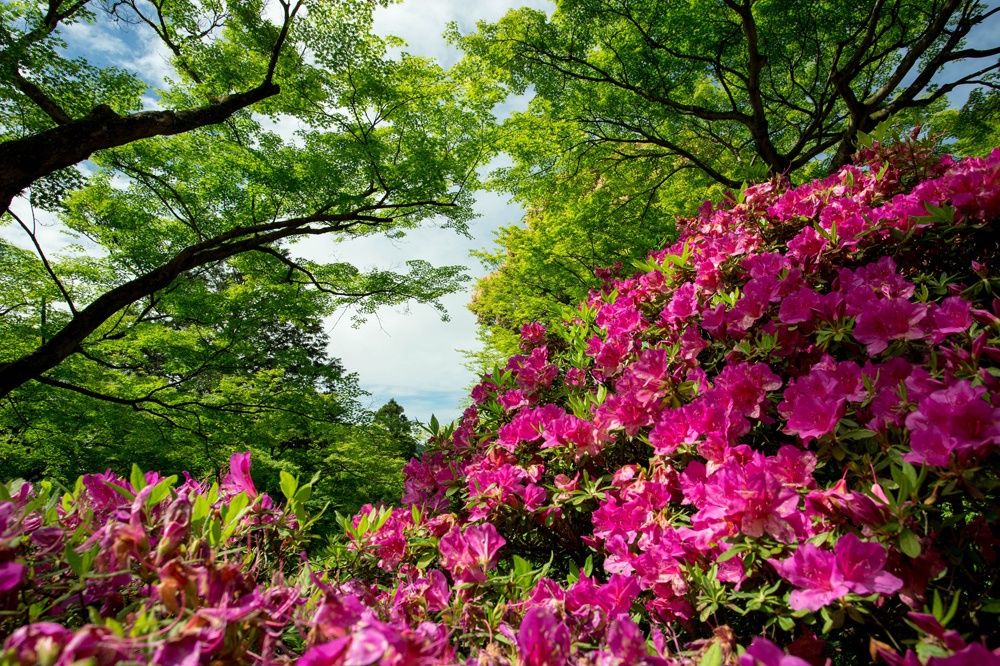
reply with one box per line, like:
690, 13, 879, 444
287, 1, 553, 424
373, 0, 553, 68
294, 187, 523, 424
61, 20, 132, 58
0, 200, 81, 258
125, 38, 175, 92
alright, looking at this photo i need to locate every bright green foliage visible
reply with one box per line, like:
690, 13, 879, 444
0, 0, 487, 517
455, 0, 1000, 365
455, 0, 999, 186
934, 79, 1000, 159
469, 173, 704, 360
0, 245, 418, 522
0, 0, 489, 397
251, 398, 420, 532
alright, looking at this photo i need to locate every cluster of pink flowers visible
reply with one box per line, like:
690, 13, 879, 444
3, 141, 1000, 665
364, 144, 1000, 662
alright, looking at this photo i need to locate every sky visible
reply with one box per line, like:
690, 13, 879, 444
305, 0, 554, 425
2, 0, 996, 428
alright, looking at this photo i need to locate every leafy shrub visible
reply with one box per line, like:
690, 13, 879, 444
3, 135, 1000, 665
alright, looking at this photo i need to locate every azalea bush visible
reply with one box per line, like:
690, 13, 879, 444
2, 131, 1000, 665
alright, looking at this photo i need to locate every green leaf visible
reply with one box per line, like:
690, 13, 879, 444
716, 546, 742, 563
942, 591, 961, 627
279, 471, 298, 502
294, 485, 312, 505
932, 589, 944, 621
130, 463, 147, 492
899, 529, 921, 558
192, 495, 210, 524
209, 518, 222, 545
901, 462, 918, 492
224, 492, 249, 526
700, 642, 723, 666
980, 598, 1000, 613
104, 481, 135, 502
374, 507, 392, 532
147, 476, 177, 506
65, 545, 85, 577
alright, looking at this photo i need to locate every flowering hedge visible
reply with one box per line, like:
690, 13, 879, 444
3, 135, 1000, 665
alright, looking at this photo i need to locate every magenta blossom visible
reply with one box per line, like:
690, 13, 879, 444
438, 523, 505, 585
904, 380, 1000, 467
769, 534, 901, 611
768, 544, 849, 611
518, 606, 571, 666
740, 637, 813, 666
222, 452, 257, 498
0, 560, 26, 591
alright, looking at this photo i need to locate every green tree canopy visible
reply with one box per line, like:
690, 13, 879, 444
456, 0, 1000, 188
0, 0, 386, 214
0, 0, 492, 399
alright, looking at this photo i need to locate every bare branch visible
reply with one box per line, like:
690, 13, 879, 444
6, 208, 76, 314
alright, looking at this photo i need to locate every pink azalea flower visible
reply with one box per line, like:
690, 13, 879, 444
439, 524, 505, 585
904, 380, 1000, 466
518, 607, 571, 666
715, 362, 782, 419
768, 543, 850, 611
615, 348, 671, 406
779, 286, 819, 325
0, 560, 26, 592
927, 297, 973, 342
779, 376, 845, 442
740, 637, 813, 666
661, 282, 699, 323
742, 252, 791, 279
151, 636, 202, 666
834, 532, 903, 595
2, 623, 73, 665
520, 322, 547, 348
854, 297, 928, 355
604, 616, 651, 663
299, 629, 387, 666
787, 226, 828, 264
222, 451, 257, 498
596, 574, 641, 617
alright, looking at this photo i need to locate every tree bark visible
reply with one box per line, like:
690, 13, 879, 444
0, 83, 279, 215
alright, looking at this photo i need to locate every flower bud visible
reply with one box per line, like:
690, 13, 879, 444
156, 497, 192, 562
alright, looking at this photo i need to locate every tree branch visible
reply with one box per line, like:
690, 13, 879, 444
0, 83, 281, 216
6, 208, 76, 314
5, 65, 73, 125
